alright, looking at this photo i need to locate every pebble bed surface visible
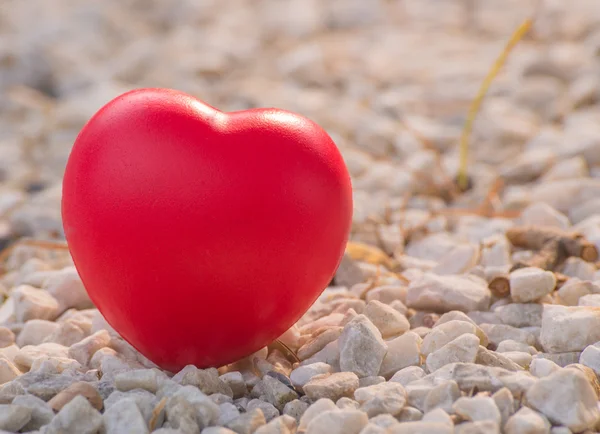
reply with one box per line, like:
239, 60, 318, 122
2, 0, 600, 433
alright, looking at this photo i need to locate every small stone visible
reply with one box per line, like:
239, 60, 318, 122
14, 342, 69, 370
282, 399, 308, 423
475, 346, 525, 371
359, 423, 388, 434
358, 376, 385, 388
43, 267, 94, 312
201, 429, 237, 434
12, 394, 54, 431
501, 351, 533, 368
406, 273, 491, 313
0, 344, 19, 364
44, 395, 103, 434
48, 381, 103, 412
299, 313, 345, 335
397, 406, 423, 422
297, 328, 343, 360
0, 358, 21, 384
58, 309, 94, 335
68, 330, 111, 366
509, 267, 556, 303
453, 396, 501, 423
0, 379, 25, 404
354, 381, 406, 417
525, 368, 600, 432
496, 340, 538, 355
260, 375, 298, 411
247, 399, 279, 422
504, 407, 551, 434
454, 420, 500, 434
300, 340, 340, 370
43, 320, 87, 346
389, 366, 425, 386
425, 334, 479, 372
495, 304, 543, 328
173, 365, 233, 397
479, 324, 536, 348
165, 395, 200, 433
29, 356, 80, 374
115, 369, 159, 393
578, 294, 600, 306
0, 327, 15, 348
225, 408, 266, 434
551, 428, 573, 434
422, 408, 452, 426
103, 397, 149, 434
561, 257, 596, 281
378, 331, 421, 379
211, 393, 232, 405
540, 305, 600, 353
432, 243, 480, 275
105, 389, 155, 426
365, 286, 407, 305
171, 385, 220, 428
423, 380, 460, 413
220, 372, 247, 398
298, 398, 337, 431
364, 300, 410, 338
13, 285, 60, 322
305, 409, 368, 434
421, 320, 483, 356
529, 358, 561, 378
580, 343, 600, 375
254, 414, 296, 434
557, 280, 599, 306
336, 397, 359, 409
387, 421, 453, 433
218, 402, 240, 425
0, 404, 31, 432
339, 315, 387, 377
290, 363, 332, 389
520, 202, 570, 229
304, 372, 359, 402
491, 387, 514, 427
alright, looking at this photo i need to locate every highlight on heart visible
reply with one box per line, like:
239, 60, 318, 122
1, 0, 599, 433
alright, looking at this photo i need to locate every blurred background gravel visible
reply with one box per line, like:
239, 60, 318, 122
1, 0, 599, 244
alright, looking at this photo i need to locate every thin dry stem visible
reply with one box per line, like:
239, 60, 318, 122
457, 17, 534, 190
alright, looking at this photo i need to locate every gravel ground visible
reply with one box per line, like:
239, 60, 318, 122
1, 0, 600, 433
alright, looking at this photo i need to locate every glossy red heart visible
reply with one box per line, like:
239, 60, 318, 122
61, 88, 353, 372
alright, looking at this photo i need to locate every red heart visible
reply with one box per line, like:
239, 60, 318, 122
61, 88, 353, 372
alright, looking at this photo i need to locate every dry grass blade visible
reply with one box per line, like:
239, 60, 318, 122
271, 339, 300, 364
0, 238, 69, 273
456, 17, 534, 190
149, 397, 167, 431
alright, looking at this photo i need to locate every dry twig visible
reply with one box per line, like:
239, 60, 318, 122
507, 226, 599, 271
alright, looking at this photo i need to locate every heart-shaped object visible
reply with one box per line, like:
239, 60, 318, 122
62, 88, 353, 372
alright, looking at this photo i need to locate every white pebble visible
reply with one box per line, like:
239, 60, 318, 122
354, 382, 406, 417
526, 368, 600, 432
425, 334, 480, 372
378, 332, 422, 379
290, 363, 332, 389
17, 319, 59, 347
364, 300, 409, 338
540, 305, 600, 353
407, 273, 491, 313
305, 409, 368, 434
339, 315, 387, 377
43, 267, 94, 313
509, 267, 556, 303
68, 330, 111, 366
13, 285, 60, 322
